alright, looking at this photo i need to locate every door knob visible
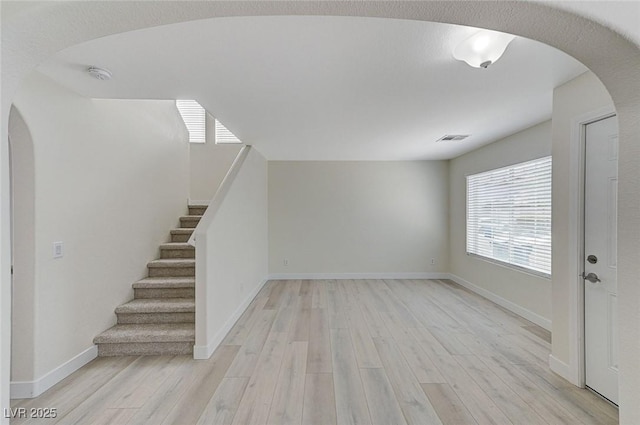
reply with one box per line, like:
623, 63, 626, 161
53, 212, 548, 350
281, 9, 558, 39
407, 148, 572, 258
582, 272, 601, 283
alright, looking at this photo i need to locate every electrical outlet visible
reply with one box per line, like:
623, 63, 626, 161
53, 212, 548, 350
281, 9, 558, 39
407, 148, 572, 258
53, 241, 64, 259
431, 258, 436, 265
284, 259, 289, 266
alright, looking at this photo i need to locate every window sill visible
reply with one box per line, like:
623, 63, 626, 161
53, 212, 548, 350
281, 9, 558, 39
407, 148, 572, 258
466, 252, 551, 280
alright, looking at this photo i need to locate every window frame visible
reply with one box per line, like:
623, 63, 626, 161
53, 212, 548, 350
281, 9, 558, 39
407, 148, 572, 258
176, 99, 206, 144
465, 156, 552, 279
214, 119, 243, 144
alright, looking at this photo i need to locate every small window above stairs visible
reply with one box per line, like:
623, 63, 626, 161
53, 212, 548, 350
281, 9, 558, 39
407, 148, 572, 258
93, 204, 207, 356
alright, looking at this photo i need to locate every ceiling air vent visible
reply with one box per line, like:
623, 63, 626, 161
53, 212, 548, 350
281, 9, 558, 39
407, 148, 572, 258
436, 134, 470, 142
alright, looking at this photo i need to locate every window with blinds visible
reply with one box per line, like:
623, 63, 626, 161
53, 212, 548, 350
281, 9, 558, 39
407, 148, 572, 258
466, 156, 552, 277
176, 100, 206, 143
215, 119, 242, 144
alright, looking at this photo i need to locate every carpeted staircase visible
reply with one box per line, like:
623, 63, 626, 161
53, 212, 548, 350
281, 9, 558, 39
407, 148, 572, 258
93, 204, 206, 356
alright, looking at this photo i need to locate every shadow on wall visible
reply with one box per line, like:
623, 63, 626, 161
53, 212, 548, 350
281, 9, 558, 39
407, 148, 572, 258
8, 106, 36, 383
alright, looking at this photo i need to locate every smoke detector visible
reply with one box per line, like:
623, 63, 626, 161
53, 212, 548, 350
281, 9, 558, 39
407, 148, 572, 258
436, 135, 469, 142
87, 66, 112, 81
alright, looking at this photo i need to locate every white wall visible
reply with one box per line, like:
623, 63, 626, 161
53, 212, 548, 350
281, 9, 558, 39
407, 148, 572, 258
194, 147, 268, 358
550, 72, 614, 370
8, 107, 36, 385
268, 161, 449, 276
449, 121, 552, 329
189, 114, 242, 202
10, 72, 189, 387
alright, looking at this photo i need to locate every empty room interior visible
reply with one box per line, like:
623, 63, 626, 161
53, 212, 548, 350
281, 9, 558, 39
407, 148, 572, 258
2, 2, 640, 425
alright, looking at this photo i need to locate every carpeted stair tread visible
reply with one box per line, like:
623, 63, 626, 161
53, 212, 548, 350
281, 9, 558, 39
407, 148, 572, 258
147, 259, 195, 268
133, 277, 195, 289
169, 228, 195, 243
94, 323, 194, 344
115, 298, 195, 314
170, 228, 194, 234
160, 242, 195, 250
179, 216, 202, 228
188, 206, 208, 216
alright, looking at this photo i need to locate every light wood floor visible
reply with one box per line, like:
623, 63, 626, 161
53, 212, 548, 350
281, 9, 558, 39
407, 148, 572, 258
11, 279, 618, 425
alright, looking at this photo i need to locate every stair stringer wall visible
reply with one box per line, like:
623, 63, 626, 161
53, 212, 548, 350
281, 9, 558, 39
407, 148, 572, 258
194, 147, 269, 359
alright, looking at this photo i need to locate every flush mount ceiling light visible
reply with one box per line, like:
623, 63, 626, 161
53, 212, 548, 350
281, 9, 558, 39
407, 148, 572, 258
453, 29, 516, 69
87, 66, 112, 80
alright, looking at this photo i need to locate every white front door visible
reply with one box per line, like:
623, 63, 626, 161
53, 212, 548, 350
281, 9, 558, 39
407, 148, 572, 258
584, 115, 618, 405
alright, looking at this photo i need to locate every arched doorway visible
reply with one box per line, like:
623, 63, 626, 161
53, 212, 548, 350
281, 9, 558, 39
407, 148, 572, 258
7, 106, 37, 394
2, 3, 638, 422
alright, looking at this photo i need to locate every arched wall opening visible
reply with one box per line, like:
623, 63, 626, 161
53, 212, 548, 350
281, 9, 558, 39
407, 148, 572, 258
2, 2, 638, 422
7, 106, 37, 386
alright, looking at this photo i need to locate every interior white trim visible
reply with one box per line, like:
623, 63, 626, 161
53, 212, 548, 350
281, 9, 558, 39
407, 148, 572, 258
187, 199, 210, 206
565, 105, 617, 389
193, 277, 269, 360
549, 353, 580, 386
268, 272, 451, 281
448, 273, 552, 331
10, 345, 97, 399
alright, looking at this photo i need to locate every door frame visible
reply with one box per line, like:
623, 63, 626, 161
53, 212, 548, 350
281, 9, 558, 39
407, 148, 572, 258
567, 106, 617, 388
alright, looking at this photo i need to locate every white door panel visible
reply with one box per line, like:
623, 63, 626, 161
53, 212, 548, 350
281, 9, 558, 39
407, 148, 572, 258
584, 115, 618, 404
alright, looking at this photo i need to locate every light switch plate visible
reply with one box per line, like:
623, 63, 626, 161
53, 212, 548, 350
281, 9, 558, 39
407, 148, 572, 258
53, 241, 63, 259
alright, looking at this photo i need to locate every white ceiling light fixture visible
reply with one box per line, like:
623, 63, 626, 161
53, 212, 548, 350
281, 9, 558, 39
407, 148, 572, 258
453, 29, 516, 69
87, 66, 112, 80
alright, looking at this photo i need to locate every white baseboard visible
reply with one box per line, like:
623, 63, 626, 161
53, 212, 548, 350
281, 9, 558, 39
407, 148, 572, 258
549, 354, 580, 386
11, 345, 98, 399
448, 274, 552, 331
193, 278, 269, 359
268, 272, 451, 280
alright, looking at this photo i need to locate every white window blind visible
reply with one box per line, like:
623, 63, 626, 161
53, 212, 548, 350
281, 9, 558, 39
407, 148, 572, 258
176, 100, 206, 143
215, 119, 242, 144
466, 156, 552, 277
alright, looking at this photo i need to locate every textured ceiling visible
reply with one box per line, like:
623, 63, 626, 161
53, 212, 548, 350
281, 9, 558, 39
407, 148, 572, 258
37, 16, 585, 160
